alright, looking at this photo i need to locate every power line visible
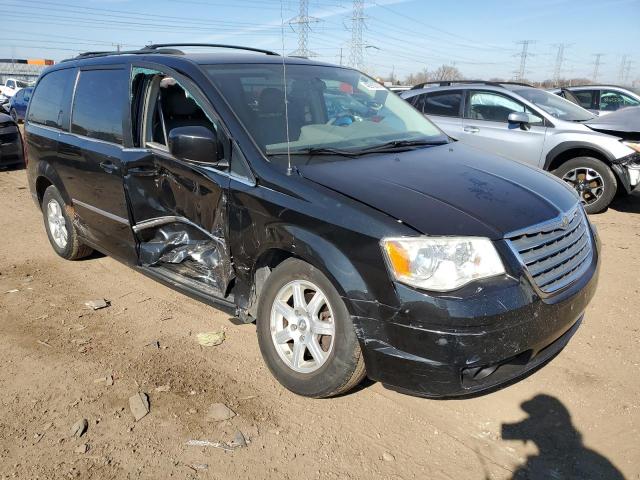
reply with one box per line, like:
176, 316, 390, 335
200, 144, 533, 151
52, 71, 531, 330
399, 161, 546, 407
348, 0, 365, 70
592, 53, 604, 82
514, 40, 535, 81
289, 0, 319, 57
552, 43, 571, 85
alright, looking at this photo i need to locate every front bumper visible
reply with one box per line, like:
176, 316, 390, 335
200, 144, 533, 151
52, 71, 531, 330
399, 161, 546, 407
350, 235, 600, 398
0, 126, 23, 167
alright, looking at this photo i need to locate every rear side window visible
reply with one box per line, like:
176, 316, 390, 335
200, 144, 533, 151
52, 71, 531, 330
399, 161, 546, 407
423, 90, 462, 117
28, 69, 75, 129
71, 69, 127, 144
573, 90, 597, 110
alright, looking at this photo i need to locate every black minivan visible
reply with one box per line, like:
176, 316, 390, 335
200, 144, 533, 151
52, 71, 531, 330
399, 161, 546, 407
25, 45, 599, 398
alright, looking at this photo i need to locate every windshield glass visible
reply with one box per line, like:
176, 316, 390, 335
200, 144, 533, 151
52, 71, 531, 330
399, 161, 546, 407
515, 88, 595, 122
205, 63, 445, 156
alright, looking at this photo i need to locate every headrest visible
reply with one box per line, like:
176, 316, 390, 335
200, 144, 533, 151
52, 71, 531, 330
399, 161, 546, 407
259, 88, 285, 114
163, 85, 199, 116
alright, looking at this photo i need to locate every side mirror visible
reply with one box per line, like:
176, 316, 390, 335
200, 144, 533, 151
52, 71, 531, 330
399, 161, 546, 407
508, 112, 530, 129
168, 126, 220, 164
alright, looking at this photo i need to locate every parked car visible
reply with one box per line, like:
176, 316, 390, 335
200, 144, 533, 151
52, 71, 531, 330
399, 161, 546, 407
0, 78, 29, 98
0, 112, 24, 168
551, 85, 640, 116
401, 81, 640, 213
585, 106, 640, 142
25, 45, 599, 399
8, 86, 33, 122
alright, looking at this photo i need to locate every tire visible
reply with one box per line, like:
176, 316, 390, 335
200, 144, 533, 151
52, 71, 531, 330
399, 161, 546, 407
256, 258, 366, 398
9, 108, 18, 123
552, 157, 617, 214
42, 185, 93, 260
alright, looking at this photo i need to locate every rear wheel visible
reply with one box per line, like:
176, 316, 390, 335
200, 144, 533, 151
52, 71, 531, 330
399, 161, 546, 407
553, 157, 617, 214
256, 258, 366, 398
42, 185, 93, 260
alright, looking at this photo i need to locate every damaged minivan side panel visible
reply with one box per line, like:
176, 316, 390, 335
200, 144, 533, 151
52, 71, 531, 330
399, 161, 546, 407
122, 65, 234, 297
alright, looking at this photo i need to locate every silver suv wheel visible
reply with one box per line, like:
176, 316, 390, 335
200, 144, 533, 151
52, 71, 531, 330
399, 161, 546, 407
562, 167, 605, 206
269, 279, 335, 374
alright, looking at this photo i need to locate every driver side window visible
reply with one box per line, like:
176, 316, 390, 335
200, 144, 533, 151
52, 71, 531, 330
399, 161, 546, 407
132, 67, 229, 166
466, 91, 543, 125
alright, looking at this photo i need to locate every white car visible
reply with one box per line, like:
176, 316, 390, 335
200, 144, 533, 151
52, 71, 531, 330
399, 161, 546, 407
0, 78, 29, 99
552, 85, 640, 116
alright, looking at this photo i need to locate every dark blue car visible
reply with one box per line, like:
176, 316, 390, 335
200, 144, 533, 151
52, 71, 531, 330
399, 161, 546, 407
9, 87, 33, 122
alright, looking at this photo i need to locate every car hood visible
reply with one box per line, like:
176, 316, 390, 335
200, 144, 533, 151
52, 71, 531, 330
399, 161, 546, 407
297, 142, 578, 239
585, 106, 640, 137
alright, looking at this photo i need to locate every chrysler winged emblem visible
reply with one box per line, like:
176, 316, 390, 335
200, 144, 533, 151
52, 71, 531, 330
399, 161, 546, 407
561, 216, 569, 228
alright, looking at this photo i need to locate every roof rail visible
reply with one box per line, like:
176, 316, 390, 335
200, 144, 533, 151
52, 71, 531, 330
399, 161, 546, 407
145, 43, 280, 56
410, 80, 534, 90
62, 47, 182, 62
62, 43, 279, 63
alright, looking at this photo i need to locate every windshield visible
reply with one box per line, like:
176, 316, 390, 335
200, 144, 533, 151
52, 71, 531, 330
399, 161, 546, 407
515, 88, 595, 122
205, 63, 446, 157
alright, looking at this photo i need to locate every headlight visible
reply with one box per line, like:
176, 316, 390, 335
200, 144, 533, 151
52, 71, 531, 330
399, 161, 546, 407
623, 141, 640, 153
381, 236, 505, 292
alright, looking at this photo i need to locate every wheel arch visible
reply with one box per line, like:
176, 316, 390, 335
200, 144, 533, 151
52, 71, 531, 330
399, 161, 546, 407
239, 225, 375, 322
544, 143, 614, 172
34, 162, 71, 207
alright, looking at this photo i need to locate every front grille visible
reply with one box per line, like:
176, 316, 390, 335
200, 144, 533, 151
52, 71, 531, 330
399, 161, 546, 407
507, 207, 593, 293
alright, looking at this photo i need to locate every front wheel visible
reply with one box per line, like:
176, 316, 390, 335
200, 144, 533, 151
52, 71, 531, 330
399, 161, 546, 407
256, 258, 366, 398
553, 157, 617, 214
9, 108, 18, 123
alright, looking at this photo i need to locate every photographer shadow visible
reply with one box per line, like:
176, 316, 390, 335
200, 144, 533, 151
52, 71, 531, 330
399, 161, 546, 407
502, 394, 624, 480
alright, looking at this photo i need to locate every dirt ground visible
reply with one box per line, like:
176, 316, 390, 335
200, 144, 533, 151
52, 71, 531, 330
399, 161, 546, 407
0, 167, 638, 480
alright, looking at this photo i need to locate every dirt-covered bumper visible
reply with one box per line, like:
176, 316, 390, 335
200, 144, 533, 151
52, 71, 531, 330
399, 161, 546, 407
349, 233, 600, 398
0, 123, 23, 167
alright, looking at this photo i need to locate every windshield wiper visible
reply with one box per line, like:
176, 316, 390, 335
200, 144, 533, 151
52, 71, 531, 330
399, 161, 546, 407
266, 139, 449, 157
266, 147, 359, 157
353, 138, 449, 154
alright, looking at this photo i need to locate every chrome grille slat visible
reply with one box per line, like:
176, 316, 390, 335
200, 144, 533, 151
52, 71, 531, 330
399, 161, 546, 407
509, 210, 580, 251
507, 207, 593, 293
519, 222, 586, 265
526, 232, 589, 277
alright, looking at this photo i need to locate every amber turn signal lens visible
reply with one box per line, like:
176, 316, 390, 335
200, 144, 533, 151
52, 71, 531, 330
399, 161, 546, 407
383, 240, 411, 277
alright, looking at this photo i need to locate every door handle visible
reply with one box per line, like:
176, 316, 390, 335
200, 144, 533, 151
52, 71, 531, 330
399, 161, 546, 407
464, 126, 480, 133
99, 160, 118, 174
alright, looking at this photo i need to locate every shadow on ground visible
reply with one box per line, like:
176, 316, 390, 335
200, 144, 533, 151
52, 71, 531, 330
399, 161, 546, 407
610, 190, 640, 214
502, 394, 624, 480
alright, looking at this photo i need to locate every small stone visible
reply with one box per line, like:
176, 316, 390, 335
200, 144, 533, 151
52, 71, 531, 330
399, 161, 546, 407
129, 393, 150, 421
70, 419, 88, 438
382, 452, 395, 462
74, 444, 89, 454
155, 384, 170, 392
196, 331, 225, 347
206, 403, 236, 422
84, 299, 109, 310
191, 464, 208, 471
94, 375, 113, 386
230, 431, 247, 449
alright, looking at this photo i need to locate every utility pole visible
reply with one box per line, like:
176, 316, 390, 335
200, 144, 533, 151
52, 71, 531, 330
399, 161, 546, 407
618, 55, 629, 84
625, 61, 633, 85
592, 53, 604, 82
514, 40, 534, 82
349, 0, 365, 71
552, 43, 569, 86
289, 0, 318, 58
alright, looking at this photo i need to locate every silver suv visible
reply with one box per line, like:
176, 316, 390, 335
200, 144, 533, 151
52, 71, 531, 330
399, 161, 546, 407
401, 81, 640, 213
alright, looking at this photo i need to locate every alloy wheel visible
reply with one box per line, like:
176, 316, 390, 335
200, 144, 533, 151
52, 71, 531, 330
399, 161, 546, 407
47, 199, 68, 249
269, 279, 336, 374
562, 167, 604, 206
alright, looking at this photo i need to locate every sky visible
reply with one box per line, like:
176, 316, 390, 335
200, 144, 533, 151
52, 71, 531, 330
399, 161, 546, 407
1, 0, 639, 83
